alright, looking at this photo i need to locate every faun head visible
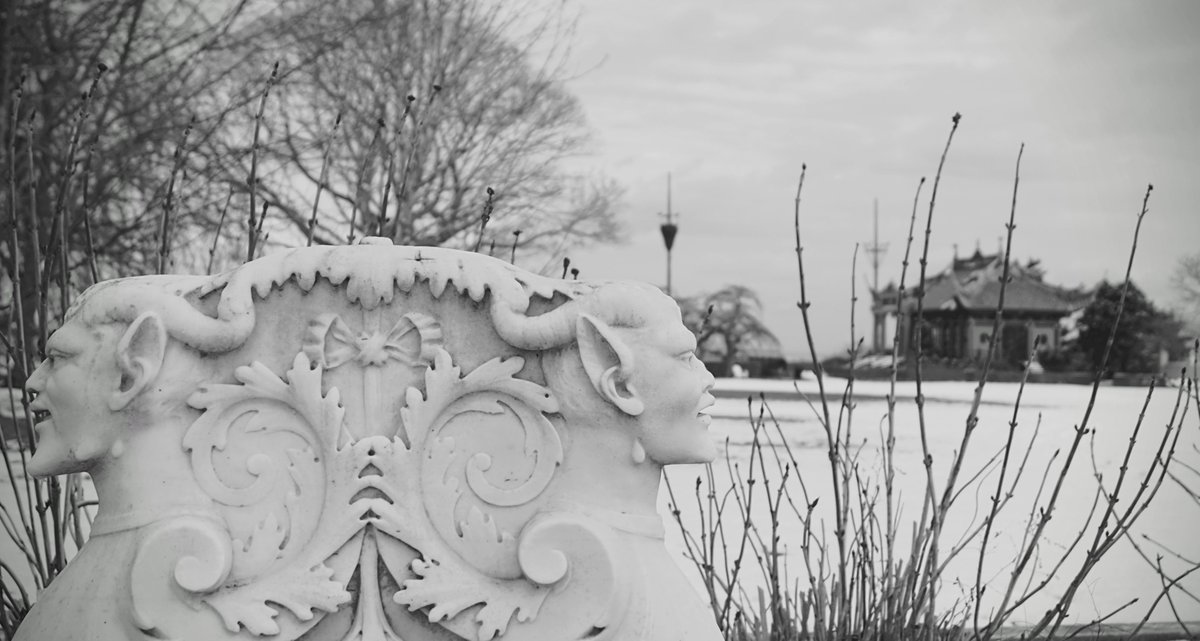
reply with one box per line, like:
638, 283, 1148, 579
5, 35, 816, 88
25, 276, 226, 477
523, 283, 718, 466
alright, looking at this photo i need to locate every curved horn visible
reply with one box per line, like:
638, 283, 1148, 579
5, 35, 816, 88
490, 283, 665, 352
74, 275, 256, 354
490, 293, 584, 351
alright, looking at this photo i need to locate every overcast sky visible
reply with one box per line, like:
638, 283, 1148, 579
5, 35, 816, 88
559, 1, 1200, 360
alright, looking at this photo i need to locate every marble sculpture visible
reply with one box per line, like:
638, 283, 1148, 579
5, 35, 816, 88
15, 239, 723, 641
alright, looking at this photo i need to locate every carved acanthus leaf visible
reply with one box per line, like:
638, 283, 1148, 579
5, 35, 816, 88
185, 352, 361, 635
233, 511, 287, 579
459, 505, 511, 551
399, 559, 549, 641
205, 562, 350, 636
402, 349, 558, 458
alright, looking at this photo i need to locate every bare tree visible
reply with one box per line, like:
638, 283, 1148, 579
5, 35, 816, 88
2, 0, 621, 376
1173, 253, 1200, 314
0, 4, 293, 624
1, 0, 273, 371
679, 284, 781, 375
215, 0, 623, 268
1170, 253, 1200, 340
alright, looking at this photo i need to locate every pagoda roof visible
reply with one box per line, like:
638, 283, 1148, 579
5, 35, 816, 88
910, 250, 1091, 314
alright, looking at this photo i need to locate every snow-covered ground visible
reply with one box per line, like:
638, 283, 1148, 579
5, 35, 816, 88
3, 377, 1195, 627
662, 377, 1200, 626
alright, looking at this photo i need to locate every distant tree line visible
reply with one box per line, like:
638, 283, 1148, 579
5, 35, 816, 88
1062, 280, 1188, 375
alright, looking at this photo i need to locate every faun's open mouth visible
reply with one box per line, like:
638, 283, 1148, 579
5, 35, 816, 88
28, 403, 50, 426
697, 395, 716, 425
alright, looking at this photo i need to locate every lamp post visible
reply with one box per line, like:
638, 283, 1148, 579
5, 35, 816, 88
659, 173, 678, 296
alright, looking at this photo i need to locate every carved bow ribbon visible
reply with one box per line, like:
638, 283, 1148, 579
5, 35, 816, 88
304, 312, 442, 370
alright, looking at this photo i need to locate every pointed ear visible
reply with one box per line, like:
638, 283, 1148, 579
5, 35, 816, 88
110, 311, 168, 411
576, 313, 643, 416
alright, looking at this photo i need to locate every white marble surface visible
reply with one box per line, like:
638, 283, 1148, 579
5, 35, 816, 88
14, 241, 722, 641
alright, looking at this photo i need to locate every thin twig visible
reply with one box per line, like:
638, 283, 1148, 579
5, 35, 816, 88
883, 176, 924, 635
348, 117, 386, 245
79, 140, 99, 285
157, 115, 195, 273
306, 112, 342, 246
390, 84, 442, 242
249, 201, 268, 261
975, 333, 1042, 637
792, 164, 847, 622
6, 70, 31, 380
473, 187, 496, 252
247, 61, 279, 262
377, 96, 412, 237
911, 112, 961, 640
41, 63, 106, 317
207, 188, 233, 274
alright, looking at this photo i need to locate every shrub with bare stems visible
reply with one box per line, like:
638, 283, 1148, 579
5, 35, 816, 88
667, 114, 1198, 641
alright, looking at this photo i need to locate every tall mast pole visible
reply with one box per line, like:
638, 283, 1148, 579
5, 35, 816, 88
864, 198, 889, 351
659, 173, 678, 296
873, 198, 880, 293
865, 197, 888, 294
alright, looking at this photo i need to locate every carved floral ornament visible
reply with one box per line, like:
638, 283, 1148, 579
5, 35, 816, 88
15, 241, 722, 641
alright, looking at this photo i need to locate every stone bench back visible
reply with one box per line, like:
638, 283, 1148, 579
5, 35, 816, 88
14, 242, 721, 641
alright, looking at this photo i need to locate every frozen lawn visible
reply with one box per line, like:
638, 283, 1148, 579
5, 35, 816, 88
663, 377, 1200, 626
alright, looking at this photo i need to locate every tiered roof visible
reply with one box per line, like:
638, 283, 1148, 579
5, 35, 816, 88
876, 250, 1091, 315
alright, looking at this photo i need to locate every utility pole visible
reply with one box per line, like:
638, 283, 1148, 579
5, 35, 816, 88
659, 173, 678, 296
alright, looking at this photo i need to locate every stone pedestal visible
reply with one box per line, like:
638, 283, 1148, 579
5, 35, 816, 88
15, 241, 722, 641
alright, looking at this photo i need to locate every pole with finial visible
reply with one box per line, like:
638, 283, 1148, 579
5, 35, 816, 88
659, 173, 679, 295
864, 197, 889, 351
864, 197, 888, 294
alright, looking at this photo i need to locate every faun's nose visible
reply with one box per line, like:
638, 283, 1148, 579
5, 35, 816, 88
25, 362, 48, 394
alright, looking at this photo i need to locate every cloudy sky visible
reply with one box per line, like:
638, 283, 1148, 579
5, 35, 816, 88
558, 1, 1200, 360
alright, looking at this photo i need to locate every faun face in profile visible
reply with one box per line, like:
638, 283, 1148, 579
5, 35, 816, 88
540, 284, 718, 467
26, 309, 167, 478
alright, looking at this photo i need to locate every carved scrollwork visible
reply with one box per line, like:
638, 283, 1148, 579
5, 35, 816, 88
404, 349, 561, 573
363, 348, 563, 640
130, 516, 235, 640
184, 353, 363, 634
185, 355, 343, 511
515, 512, 631, 641
392, 510, 633, 641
